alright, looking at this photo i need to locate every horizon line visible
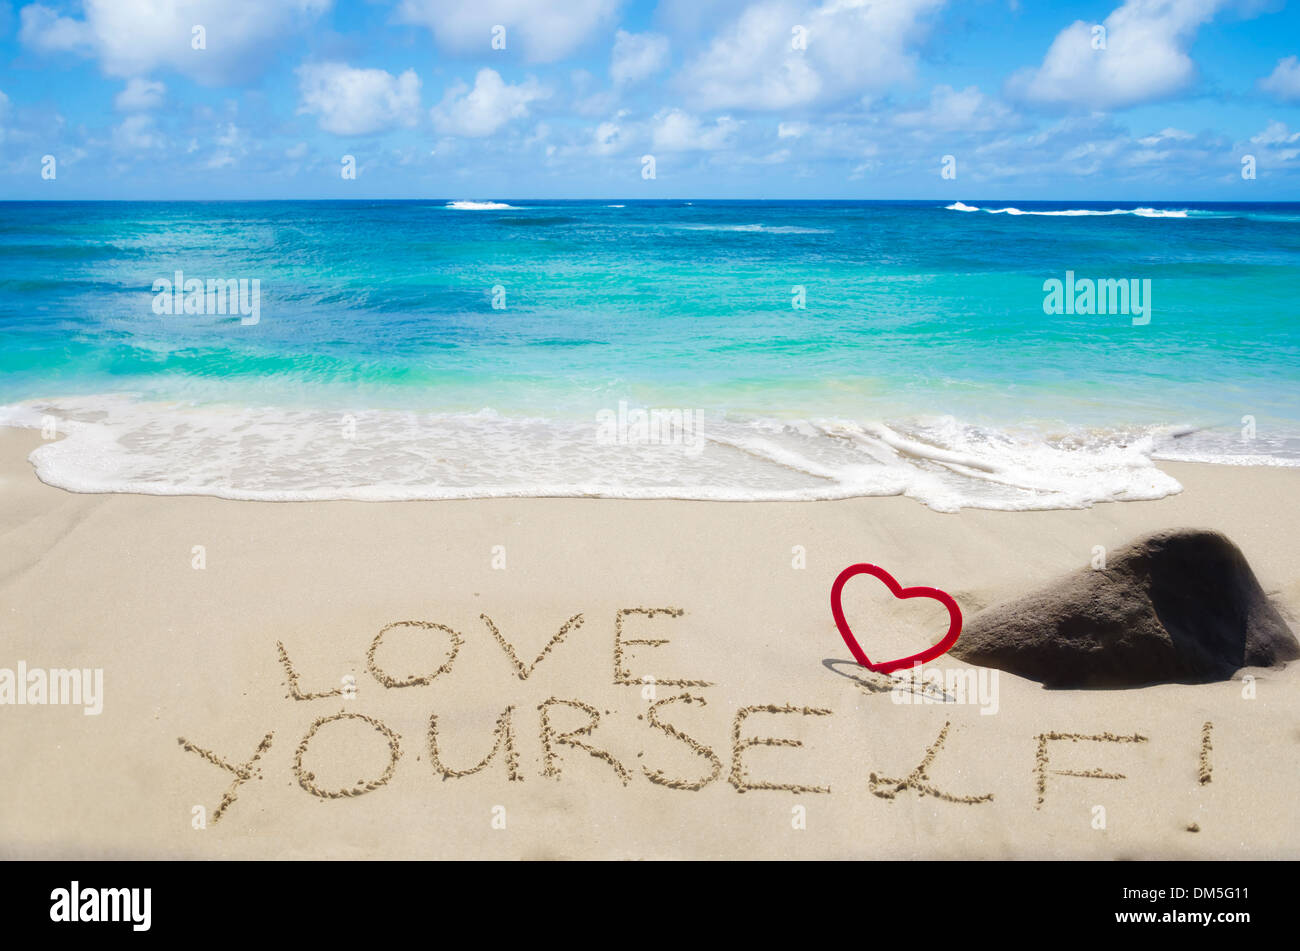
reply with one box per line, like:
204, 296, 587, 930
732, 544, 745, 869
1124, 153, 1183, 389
2, 197, 1298, 204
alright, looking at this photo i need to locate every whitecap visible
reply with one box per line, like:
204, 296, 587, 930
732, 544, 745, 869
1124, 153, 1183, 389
947, 203, 1191, 218
445, 200, 515, 210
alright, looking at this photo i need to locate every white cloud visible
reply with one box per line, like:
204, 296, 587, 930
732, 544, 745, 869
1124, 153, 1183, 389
1136, 127, 1193, 146
206, 121, 249, 168
114, 78, 165, 111
1008, 0, 1224, 111
19, 4, 93, 52
677, 0, 943, 111
1246, 122, 1300, 167
297, 62, 422, 136
1260, 56, 1300, 103
19, 0, 330, 84
610, 30, 669, 85
777, 121, 807, 138
112, 113, 163, 151
592, 119, 626, 155
1250, 120, 1300, 147
396, 0, 617, 63
950, 113, 1239, 184
652, 109, 738, 151
431, 69, 549, 137
892, 85, 1015, 133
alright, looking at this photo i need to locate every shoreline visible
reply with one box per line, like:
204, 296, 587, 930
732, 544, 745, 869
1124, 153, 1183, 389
5, 399, 1294, 510
2, 425, 1298, 859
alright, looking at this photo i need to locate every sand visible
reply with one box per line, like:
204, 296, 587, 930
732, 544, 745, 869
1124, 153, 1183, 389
1, 425, 1297, 859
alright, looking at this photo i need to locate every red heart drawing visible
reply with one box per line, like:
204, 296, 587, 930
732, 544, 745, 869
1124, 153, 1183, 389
831, 563, 962, 674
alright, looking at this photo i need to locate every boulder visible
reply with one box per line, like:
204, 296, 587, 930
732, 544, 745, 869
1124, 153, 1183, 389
951, 529, 1299, 687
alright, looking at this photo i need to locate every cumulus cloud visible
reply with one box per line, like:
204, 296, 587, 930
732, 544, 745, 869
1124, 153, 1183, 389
206, 121, 250, 168
1241, 121, 1300, 171
652, 109, 739, 151
1250, 120, 1300, 148
610, 30, 669, 85
396, 0, 617, 63
591, 116, 633, 155
112, 113, 164, 151
297, 62, 421, 136
19, 4, 92, 52
892, 85, 1017, 134
1007, 0, 1224, 111
114, 78, 165, 111
677, 0, 943, 111
1260, 56, 1300, 103
19, 0, 329, 84
431, 69, 549, 137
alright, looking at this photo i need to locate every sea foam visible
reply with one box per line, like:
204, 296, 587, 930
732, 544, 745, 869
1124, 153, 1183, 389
445, 200, 515, 210
945, 202, 1189, 218
7, 394, 1277, 513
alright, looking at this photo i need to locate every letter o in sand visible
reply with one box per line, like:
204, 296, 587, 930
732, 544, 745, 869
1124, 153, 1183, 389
294, 712, 402, 799
367, 620, 463, 688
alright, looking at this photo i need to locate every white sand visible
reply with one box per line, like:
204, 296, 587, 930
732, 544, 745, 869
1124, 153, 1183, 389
1, 426, 1297, 858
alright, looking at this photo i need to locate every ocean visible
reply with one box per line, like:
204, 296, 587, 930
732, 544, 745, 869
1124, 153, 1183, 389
1, 198, 1298, 511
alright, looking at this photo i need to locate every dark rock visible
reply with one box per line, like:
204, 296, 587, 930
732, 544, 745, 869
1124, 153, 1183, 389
951, 529, 1299, 687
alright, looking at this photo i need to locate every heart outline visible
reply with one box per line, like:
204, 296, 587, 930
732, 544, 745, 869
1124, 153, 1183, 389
831, 563, 962, 674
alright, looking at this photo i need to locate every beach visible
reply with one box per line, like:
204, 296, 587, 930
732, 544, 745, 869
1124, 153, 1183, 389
5, 0, 1300, 917
3, 199, 1298, 861
3, 424, 1297, 860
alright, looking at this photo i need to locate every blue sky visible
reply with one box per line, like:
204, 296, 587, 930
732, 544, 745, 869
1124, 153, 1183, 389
1, 0, 1299, 200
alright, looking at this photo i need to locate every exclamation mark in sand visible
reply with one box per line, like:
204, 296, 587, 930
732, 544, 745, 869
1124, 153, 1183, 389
1186, 721, 1213, 833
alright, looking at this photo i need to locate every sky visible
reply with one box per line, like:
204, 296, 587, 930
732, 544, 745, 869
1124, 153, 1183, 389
1, 0, 1299, 200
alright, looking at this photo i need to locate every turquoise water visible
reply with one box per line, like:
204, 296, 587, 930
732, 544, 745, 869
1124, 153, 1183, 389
1, 199, 1298, 509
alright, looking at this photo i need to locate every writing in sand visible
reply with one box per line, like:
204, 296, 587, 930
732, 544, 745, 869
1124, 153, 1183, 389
177, 605, 1220, 824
